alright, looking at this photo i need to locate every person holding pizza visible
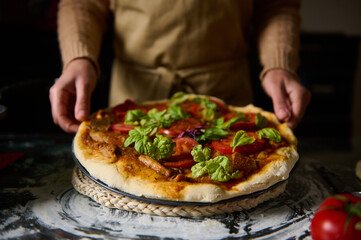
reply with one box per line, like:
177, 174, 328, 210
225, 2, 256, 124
49, 0, 311, 133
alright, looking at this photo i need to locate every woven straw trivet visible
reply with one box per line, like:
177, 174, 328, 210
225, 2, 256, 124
72, 166, 286, 217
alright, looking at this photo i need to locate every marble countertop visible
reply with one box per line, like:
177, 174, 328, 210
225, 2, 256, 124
1, 134, 360, 240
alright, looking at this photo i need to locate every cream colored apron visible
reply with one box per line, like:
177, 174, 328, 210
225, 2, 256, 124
109, 0, 253, 107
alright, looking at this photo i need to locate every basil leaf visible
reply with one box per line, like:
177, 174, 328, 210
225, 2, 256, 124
140, 118, 158, 132
255, 113, 268, 129
146, 108, 163, 118
212, 156, 232, 173
231, 130, 255, 152
196, 127, 229, 142
205, 127, 229, 140
223, 116, 242, 129
212, 168, 234, 182
124, 126, 157, 156
215, 156, 233, 172
124, 126, 153, 147
193, 97, 219, 121
235, 112, 248, 121
139, 108, 173, 131
149, 109, 172, 127
134, 136, 152, 155
202, 108, 217, 121
193, 97, 217, 109
210, 168, 229, 182
195, 115, 245, 142
206, 156, 231, 173
191, 145, 210, 162
123, 134, 140, 147
125, 127, 175, 160
213, 116, 243, 130
190, 146, 239, 182
212, 117, 225, 127
148, 134, 175, 160
141, 105, 189, 130
206, 156, 240, 182
168, 105, 190, 120
124, 109, 146, 125
191, 162, 208, 178
257, 128, 282, 143
211, 168, 240, 182
196, 116, 245, 142
169, 91, 189, 106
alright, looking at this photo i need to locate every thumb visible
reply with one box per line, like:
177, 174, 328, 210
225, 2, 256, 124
74, 80, 93, 121
269, 88, 292, 122
274, 102, 291, 122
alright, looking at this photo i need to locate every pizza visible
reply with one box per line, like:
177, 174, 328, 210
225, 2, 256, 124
73, 92, 298, 203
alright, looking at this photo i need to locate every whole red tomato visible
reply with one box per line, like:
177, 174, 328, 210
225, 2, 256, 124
311, 193, 361, 240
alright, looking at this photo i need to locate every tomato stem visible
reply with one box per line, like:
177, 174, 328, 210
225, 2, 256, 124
344, 203, 361, 218
343, 201, 361, 232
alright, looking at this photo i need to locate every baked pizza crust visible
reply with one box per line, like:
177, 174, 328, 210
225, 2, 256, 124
73, 95, 299, 203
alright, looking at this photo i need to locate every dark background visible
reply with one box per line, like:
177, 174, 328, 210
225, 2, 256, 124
0, 0, 360, 150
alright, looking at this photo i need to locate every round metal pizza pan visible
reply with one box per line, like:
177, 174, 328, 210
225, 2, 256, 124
72, 149, 295, 206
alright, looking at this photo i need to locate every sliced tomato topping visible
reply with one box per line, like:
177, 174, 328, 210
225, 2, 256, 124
211, 132, 265, 155
229, 113, 256, 131
111, 123, 135, 134
230, 121, 255, 131
113, 99, 139, 116
223, 112, 238, 121
208, 97, 228, 114
143, 103, 168, 112
165, 137, 198, 168
172, 137, 199, 156
211, 140, 232, 155
160, 118, 202, 137
163, 158, 196, 169
235, 134, 265, 154
180, 101, 202, 118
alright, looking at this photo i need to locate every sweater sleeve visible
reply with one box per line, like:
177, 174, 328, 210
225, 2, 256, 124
57, 0, 110, 74
254, 0, 301, 80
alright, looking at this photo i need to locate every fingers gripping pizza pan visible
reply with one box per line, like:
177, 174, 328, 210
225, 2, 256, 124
71, 93, 299, 214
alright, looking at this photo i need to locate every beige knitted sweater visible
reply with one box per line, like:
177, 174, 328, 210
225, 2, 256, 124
58, 0, 301, 106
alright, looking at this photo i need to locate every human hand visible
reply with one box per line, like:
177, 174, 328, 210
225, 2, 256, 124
49, 58, 97, 133
262, 69, 311, 129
